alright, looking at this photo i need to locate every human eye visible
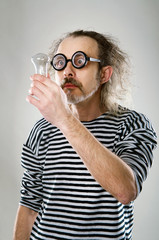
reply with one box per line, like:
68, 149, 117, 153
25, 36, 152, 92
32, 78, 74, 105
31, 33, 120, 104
74, 54, 85, 67
53, 55, 65, 69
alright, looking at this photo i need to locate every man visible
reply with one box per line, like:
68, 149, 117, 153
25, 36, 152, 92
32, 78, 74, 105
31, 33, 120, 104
13, 30, 157, 239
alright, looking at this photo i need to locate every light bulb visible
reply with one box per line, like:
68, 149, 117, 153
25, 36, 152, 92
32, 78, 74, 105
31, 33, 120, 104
31, 53, 50, 76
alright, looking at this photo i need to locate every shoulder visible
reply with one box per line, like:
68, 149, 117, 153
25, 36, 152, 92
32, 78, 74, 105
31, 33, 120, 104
25, 118, 58, 149
115, 106, 154, 129
94, 107, 155, 133
113, 106, 157, 144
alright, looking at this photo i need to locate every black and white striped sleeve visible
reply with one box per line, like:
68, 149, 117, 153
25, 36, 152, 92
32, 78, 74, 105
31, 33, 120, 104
20, 119, 46, 212
114, 111, 157, 195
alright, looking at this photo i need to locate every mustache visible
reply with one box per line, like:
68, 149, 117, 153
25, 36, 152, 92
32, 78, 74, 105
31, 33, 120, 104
60, 77, 83, 90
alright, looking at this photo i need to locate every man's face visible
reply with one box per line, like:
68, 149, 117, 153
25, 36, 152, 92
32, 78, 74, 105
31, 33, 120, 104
54, 36, 101, 105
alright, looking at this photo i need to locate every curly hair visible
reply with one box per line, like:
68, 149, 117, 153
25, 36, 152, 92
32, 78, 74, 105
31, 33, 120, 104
48, 30, 132, 113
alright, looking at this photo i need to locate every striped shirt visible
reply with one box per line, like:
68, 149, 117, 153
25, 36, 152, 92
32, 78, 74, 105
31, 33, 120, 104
20, 109, 157, 239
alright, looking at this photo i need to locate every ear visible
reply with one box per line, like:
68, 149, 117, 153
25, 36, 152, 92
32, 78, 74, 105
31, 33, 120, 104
100, 66, 113, 85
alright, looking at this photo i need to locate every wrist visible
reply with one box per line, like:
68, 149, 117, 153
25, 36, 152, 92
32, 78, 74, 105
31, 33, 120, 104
58, 112, 80, 135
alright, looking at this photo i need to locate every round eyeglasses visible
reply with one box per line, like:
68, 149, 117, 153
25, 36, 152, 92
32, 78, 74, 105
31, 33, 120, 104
51, 51, 101, 71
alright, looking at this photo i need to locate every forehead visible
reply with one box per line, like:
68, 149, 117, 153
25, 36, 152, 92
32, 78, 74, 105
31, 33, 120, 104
57, 36, 99, 57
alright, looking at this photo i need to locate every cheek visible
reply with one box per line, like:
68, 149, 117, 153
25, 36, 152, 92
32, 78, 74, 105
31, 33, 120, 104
83, 71, 99, 88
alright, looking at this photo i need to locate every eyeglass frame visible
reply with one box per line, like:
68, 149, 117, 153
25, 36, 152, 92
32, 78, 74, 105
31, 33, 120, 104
50, 51, 101, 71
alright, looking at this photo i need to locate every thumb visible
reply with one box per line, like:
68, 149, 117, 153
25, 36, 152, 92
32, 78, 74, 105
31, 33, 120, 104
47, 73, 51, 79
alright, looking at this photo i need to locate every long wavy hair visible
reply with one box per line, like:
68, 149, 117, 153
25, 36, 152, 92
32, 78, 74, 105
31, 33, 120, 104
48, 30, 132, 113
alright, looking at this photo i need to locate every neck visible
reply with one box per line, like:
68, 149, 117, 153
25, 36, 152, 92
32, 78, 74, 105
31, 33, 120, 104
70, 95, 107, 122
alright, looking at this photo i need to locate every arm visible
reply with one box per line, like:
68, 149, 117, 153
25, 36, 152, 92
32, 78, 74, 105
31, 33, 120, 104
27, 74, 137, 204
59, 114, 137, 204
13, 205, 38, 240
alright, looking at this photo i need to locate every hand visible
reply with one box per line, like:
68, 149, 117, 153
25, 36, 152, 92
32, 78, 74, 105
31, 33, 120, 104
26, 74, 71, 127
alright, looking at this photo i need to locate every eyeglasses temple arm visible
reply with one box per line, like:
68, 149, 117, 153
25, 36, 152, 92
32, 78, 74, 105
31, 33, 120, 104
89, 57, 101, 63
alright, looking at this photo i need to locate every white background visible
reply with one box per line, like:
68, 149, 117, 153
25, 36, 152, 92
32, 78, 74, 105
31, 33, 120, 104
0, 0, 158, 239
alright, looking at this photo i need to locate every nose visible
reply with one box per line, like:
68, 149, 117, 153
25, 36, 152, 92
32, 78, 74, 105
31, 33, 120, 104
63, 61, 75, 78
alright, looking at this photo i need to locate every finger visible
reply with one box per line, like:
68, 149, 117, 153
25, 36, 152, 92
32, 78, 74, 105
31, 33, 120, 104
27, 85, 46, 107
30, 74, 46, 81
30, 80, 50, 96
30, 74, 53, 88
47, 73, 51, 78
30, 77, 60, 102
26, 94, 41, 109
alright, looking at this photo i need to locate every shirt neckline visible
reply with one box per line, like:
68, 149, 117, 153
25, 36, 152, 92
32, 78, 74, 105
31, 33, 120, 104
81, 112, 108, 124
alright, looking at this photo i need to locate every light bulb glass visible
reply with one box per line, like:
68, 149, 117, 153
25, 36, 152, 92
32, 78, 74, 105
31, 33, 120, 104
31, 53, 50, 76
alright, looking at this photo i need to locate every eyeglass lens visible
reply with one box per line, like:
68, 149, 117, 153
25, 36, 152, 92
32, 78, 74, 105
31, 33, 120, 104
72, 52, 86, 68
52, 54, 66, 70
